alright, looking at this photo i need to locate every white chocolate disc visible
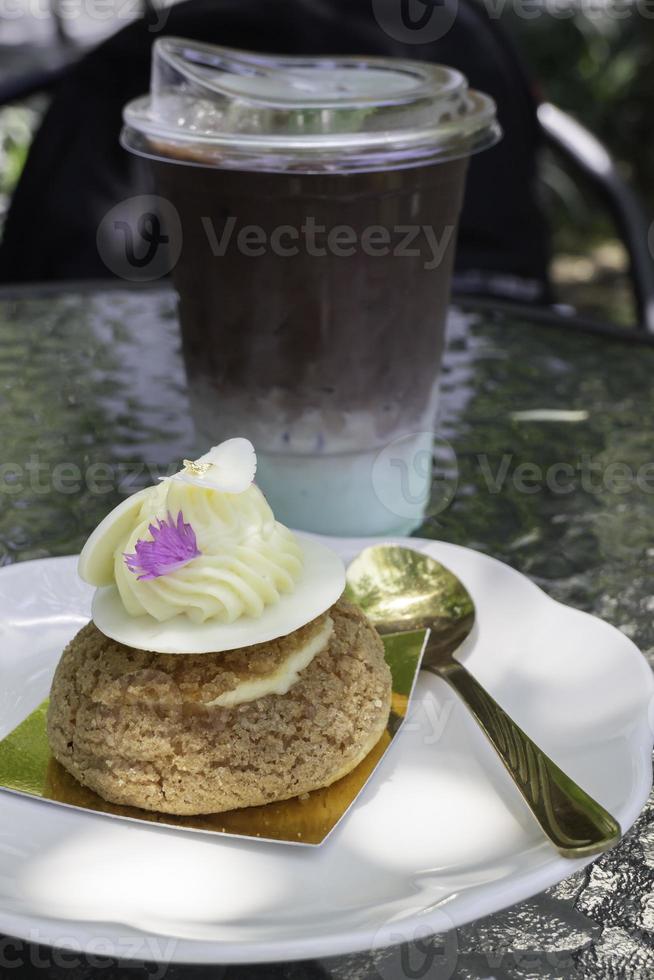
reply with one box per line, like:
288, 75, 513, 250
91, 535, 345, 654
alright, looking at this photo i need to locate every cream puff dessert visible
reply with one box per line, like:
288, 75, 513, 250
47, 439, 391, 815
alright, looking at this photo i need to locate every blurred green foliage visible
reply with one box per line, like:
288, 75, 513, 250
502, 6, 654, 209
499, 5, 654, 323
0, 100, 44, 233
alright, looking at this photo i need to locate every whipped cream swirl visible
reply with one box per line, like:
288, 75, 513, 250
88, 478, 303, 624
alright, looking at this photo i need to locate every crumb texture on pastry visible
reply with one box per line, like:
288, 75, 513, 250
47, 599, 392, 815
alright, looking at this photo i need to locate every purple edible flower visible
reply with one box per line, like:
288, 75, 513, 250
124, 511, 201, 581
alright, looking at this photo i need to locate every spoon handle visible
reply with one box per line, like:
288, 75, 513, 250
436, 660, 621, 858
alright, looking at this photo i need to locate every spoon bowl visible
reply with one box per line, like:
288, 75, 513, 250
345, 544, 475, 662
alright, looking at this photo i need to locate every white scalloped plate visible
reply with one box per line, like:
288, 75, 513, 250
0, 535, 652, 965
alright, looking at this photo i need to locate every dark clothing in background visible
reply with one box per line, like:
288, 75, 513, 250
0, 0, 549, 296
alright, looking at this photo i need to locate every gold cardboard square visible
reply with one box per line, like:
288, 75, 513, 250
0, 630, 427, 846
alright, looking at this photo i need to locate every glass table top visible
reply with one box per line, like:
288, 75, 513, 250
0, 283, 653, 979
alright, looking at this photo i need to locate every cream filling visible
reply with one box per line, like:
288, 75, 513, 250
205, 617, 334, 708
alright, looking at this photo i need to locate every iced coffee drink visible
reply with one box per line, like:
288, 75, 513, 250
122, 39, 499, 534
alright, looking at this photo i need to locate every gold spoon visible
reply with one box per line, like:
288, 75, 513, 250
345, 544, 621, 858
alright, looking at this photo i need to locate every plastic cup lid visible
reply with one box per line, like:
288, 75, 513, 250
122, 38, 501, 173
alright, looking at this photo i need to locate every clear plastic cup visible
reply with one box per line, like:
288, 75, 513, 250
122, 39, 500, 535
